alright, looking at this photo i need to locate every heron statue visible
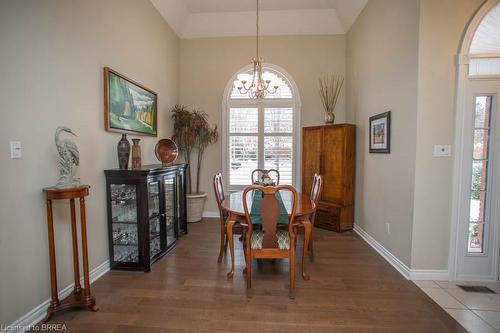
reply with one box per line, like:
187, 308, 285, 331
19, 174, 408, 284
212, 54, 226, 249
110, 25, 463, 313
54, 126, 80, 188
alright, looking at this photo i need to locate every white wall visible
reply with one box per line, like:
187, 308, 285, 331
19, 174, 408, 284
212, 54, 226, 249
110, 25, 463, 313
0, 0, 179, 325
411, 0, 483, 270
179, 35, 346, 212
346, 0, 420, 266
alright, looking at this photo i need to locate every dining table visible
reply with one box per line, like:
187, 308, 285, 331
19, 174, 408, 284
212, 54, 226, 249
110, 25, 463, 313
220, 189, 315, 280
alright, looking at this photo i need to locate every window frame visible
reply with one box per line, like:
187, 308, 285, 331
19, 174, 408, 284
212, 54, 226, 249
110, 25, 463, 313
222, 63, 301, 192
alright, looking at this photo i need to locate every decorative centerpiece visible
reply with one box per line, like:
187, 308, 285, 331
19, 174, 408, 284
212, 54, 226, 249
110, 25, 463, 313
319, 74, 344, 124
54, 126, 81, 189
171, 104, 218, 223
254, 173, 276, 186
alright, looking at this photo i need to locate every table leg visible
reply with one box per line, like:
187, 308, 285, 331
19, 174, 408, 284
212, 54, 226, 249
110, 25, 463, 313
79, 197, 98, 311
43, 199, 59, 323
301, 220, 312, 280
226, 219, 236, 279
70, 199, 82, 294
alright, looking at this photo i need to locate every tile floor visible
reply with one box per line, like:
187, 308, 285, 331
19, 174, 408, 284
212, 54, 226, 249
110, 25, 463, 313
414, 280, 500, 333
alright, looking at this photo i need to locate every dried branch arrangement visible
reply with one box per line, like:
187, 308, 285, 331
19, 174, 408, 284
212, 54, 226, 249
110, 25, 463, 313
319, 74, 344, 123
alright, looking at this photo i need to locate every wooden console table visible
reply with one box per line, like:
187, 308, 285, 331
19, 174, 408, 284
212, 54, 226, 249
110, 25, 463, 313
42, 186, 98, 323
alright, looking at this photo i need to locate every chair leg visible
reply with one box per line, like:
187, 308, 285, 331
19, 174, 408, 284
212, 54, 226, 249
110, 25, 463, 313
245, 248, 252, 292
226, 220, 236, 278
217, 219, 226, 263
302, 220, 311, 280
309, 224, 315, 260
289, 237, 296, 299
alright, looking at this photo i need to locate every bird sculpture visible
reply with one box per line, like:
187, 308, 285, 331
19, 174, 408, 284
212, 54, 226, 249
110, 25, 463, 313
54, 126, 80, 188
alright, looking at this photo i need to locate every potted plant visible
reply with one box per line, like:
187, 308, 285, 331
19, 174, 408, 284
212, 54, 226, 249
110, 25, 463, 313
171, 105, 218, 222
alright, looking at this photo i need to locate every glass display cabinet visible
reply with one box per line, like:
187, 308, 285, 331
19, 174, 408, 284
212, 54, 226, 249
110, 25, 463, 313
105, 164, 187, 272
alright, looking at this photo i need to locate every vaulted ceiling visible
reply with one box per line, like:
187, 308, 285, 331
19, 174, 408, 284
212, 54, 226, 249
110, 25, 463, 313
150, 0, 368, 38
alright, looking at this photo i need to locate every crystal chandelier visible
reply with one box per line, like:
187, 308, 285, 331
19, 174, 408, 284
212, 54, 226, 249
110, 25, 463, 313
233, 0, 279, 99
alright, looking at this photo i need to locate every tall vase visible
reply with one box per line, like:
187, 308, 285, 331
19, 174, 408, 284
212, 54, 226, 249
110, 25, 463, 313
131, 138, 142, 169
117, 134, 130, 170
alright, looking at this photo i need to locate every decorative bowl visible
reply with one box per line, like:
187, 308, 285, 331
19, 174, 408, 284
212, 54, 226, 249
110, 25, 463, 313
155, 139, 178, 164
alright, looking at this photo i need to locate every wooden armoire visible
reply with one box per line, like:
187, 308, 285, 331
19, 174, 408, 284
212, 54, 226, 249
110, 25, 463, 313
302, 124, 355, 232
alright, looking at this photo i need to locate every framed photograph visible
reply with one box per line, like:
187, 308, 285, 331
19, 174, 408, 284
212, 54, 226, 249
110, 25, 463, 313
104, 67, 157, 136
369, 111, 391, 153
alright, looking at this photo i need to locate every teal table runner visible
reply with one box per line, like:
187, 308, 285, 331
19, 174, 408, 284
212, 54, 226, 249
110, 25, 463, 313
250, 190, 289, 225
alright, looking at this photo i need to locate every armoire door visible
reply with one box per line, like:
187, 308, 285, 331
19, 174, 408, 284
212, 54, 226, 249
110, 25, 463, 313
322, 126, 346, 205
302, 127, 323, 195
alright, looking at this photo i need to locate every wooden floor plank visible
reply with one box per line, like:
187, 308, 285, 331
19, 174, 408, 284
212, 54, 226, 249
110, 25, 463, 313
33, 219, 466, 332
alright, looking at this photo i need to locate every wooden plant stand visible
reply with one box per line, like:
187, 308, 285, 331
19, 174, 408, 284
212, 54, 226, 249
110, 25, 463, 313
42, 185, 98, 323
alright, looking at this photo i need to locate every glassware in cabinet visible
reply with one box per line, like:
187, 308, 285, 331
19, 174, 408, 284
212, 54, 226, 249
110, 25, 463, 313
110, 184, 139, 263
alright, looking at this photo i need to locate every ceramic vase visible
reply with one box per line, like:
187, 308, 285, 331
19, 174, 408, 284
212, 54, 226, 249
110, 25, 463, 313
325, 112, 335, 124
117, 134, 130, 170
131, 138, 142, 169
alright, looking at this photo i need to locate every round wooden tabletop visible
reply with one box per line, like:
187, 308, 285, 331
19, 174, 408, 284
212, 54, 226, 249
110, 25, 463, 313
221, 190, 315, 217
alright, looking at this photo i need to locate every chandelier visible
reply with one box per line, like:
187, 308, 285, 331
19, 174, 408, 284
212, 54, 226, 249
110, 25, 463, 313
233, 0, 279, 99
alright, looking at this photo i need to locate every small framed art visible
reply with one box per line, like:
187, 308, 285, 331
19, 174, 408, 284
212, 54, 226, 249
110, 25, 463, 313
369, 111, 391, 153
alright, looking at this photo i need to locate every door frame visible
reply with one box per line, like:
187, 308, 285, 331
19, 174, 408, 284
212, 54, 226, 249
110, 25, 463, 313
449, 0, 500, 281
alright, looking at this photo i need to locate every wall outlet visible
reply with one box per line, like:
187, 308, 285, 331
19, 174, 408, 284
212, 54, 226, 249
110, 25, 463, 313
385, 222, 390, 234
10, 141, 22, 159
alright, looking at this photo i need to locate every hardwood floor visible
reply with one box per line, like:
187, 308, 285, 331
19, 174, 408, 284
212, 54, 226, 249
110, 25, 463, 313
35, 219, 466, 332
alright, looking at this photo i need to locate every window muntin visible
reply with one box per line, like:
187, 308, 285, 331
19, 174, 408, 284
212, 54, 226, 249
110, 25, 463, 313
468, 96, 493, 254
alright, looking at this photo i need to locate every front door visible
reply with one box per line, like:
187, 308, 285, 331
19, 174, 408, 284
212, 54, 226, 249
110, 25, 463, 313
457, 79, 500, 280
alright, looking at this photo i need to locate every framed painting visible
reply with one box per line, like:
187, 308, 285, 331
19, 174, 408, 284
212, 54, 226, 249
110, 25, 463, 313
104, 67, 157, 136
369, 111, 391, 153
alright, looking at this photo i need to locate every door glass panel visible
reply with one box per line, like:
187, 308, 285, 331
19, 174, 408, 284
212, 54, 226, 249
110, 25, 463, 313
467, 96, 493, 254
110, 184, 139, 263
149, 181, 161, 259
165, 178, 176, 247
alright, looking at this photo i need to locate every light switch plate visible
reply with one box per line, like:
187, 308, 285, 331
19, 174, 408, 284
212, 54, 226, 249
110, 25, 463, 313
433, 145, 451, 157
10, 141, 22, 159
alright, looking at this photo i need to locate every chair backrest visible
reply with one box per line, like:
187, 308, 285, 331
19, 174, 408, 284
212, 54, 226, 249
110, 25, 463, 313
242, 185, 298, 249
213, 173, 225, 214
310, 173, 323, 206
251, 169, 280, 185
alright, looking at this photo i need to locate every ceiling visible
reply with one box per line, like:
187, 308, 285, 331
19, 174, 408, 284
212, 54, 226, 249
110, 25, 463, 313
150, 0, 368, 38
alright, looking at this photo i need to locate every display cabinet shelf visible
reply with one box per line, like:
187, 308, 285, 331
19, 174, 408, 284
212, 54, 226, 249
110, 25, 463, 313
105, 164, 187, 272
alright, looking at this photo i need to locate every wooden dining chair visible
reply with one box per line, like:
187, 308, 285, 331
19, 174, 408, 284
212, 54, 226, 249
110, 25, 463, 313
213, 173, 229, 263
251, 169, 280, 185
308, 173, 323, 257
241, 185, 299, 299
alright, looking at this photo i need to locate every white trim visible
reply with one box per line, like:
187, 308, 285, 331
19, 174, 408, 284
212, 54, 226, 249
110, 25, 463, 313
410, 270, 450, 281
449, 0, 500, 281
221, 63, 302, 193
202, 211, 220, 218
2, 260, 110, 333
354, 225, 450, 281
353, 224, 411, 279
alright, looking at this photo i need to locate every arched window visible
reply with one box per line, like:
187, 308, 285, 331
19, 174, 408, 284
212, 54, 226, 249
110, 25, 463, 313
468, 2, 500, 76
222, 64, 301, 190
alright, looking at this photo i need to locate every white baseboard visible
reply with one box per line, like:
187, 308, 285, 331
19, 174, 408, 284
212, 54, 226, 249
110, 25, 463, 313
353, 224, 449, 281
353, 224, 411, 279
202, 211, 219, 218
409, 269, 450, 281
2, 260, 110, 333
